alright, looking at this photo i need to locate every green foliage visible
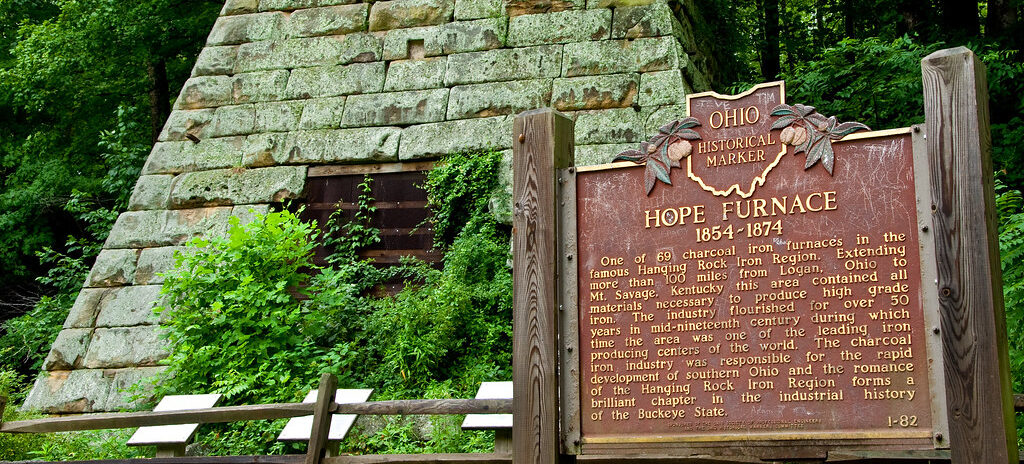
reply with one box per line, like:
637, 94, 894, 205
153, 210, 334, 404
342, 416, 490, 454
0, 105, 131, 379
780, 36, 943, 130
339, 374, 492, 454
150, 209, 346, 455
305, 176, 425, 353
0, 291, 71, 374
0, 370, 49, 460
0, 0, 219, 397
998, 178, 1024, 389
365, 224, 512, 394
0, 0, 219, 284
323, 176, 382, 264
98, 105, 153, 209
144, 151, 510, 455
979, 46, 1024, 190
22, 428, 145, 461
0, 190, 116, 375
357, 149, 511, 395
0, 368, 147, 460
423, 150, 504, 247
995, 177, 1024, 444
192, 419, 291, 456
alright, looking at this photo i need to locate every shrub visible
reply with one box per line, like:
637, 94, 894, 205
144, 150, 510, 454
153, 211, 335, 405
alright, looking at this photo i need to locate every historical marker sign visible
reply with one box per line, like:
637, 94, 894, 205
572, 82, 947, 455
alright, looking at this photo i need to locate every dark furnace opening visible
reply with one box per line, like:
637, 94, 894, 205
299, 165, 440, 293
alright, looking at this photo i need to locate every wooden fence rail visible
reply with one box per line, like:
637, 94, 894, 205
0, 373, 516, 464
1, 455, 518, 464
1, 390, 1023, 435
0, 398, 512, 435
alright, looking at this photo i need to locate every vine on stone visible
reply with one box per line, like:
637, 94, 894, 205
614, 117, 702, 195
770, 103, 870, 175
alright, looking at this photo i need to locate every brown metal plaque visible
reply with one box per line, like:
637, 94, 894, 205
576, 82, 937, 453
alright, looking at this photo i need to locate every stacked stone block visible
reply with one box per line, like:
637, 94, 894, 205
25, 0, 714, 412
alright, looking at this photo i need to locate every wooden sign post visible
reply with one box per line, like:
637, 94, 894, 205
512, 108, 574, 464
922, 46, 1018, 463
510, 47, 1015, 463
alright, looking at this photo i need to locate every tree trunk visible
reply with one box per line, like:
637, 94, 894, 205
986, 0, 1020, 45
940, 0, 980, 39
843, 0, 856, 38
897, 0, 929, 36
759, 0, 781, 80
147, 59, 170, 144
815, 2, 826, 51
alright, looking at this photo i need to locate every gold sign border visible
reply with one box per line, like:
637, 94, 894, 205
683, 81, 787, 199
574, 126, 931, 450
581, 429, 933, 444
576, 128, 913, 174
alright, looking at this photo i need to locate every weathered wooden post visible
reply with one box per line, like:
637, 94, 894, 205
922, 46, 1018, 463
512, 108, 574, 463
305, 373, 338, 464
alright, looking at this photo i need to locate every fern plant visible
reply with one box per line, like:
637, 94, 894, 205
997, 178, 1024, 393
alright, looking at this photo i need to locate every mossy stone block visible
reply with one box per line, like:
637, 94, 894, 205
444, 45, 561, 85
231, 70, 290, 104
169, 166, 307, 208
611, 2, 678, 39
440, 17, 506, 53
176, 76, 234, 110
507, 9, 609, 46
135, 247, 185, 285
455, 0, 504, 20
207, 12, 285, 45
399, 116, 512, 160
299, 96, 347, 130
65, 288, 107, 329
259, 0, 359, 11
43, 329, 94, 370
22, 369, 114, 413
94, 285, 164, 328
384, 58, 447, 91
211, 104, 258, 137
128, 175, 174, 211
561, 36, 679, 77
341, 88, 449, 127
143, 137, 245, 175
572, 107, 644, 144
86, 249, 139, 288
286, 62, 385, 99
255, 100, 306, 132
83, 326, 169, 369
639, 69, 688, 106
159, 109, 216, 142
369, 0, 455, 31
284, 128, 402, 164
288, 4, 369, 37
575, 142, 636, 165
193, 46, 238, 76
552, 73, 639, 111
447, 79, 552, 119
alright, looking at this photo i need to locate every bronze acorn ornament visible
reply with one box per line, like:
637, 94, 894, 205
667, 140, 692, 161
770, 103, 868, 175
613, 117, 702, 195
779, 126, 809, 146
